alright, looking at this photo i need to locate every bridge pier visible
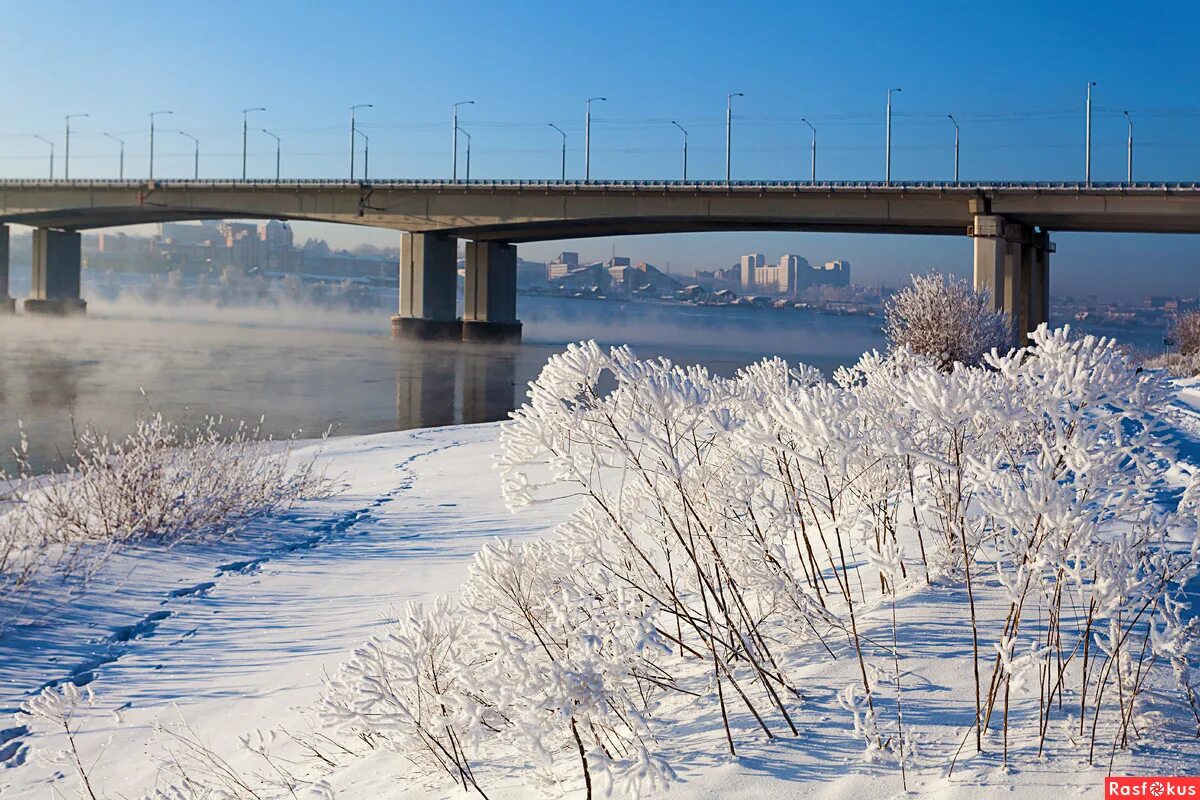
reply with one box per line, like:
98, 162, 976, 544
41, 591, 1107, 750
26, 228, 86, 315
462, 241, 522, 344
391, 232, 461, 340
0, 225, 14, 314
970, 215, 1052, 344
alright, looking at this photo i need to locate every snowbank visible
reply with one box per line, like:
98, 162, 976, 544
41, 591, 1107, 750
3, 366, 1200, 798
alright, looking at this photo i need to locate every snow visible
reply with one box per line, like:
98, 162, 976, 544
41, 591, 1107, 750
2, 373, 1200, 798
1, 425, 565, 797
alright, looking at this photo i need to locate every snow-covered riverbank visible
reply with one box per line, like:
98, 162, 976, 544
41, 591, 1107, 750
0, 424, 567, 797
4, 371, 1200, 799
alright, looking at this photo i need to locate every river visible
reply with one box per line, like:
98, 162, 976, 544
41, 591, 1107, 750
0, 288, 1170, 474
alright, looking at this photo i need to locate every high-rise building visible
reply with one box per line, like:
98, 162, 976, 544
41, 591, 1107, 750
739, 253, 764, 289
777, 254, 811, 296
823, 260, 851, 287
259, 220, 294, 250
220, 222, 262, 270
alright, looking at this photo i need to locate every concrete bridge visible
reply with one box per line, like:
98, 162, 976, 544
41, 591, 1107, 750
3, 179, 1200, 342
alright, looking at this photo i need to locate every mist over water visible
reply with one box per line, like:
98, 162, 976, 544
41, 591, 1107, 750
0, 285, 1165, 475
0, 289, 893, 473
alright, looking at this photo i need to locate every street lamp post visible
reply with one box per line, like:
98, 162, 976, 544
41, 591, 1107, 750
671, 121, 688, 181
241, 107, 266, 180
461, 129, 472, 181
350, 103, 372, 180
261, 129, 281, 182
950, 113, 960, 183
33, 135, 54, 179
585, 96, 606, 181
452, 100, 475, 181
179, 131, 199, 179
103, 133, 124, 179
149, 110, 173, 180
1124, 110, 1133, 184
885, 88, 901, 184
355, 128, 369, 182
548, 124, 566, 181
1085, 81, 1096, 185
801, 118, 816, 183
726, 92, 743, 184
64, 113, 88, 180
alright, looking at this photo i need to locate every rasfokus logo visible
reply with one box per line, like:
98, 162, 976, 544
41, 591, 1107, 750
1106, 777, 1200, 798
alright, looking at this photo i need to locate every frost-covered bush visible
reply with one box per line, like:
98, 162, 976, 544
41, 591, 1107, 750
1144, 351, 1200, 377
0, 413, 331, 604
884, 271, 1012, 369
323, 326, 1200, 796
1173, 310, 1200, 357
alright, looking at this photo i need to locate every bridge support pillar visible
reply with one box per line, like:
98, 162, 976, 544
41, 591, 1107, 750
391, 232, 461, 340
462, 241, 521, 344
26, 228, 86, 315
1029, 231, 1052, 334
971, 215, 1052, 345
0, 225, 14, 314
1002, 223, 1028, 344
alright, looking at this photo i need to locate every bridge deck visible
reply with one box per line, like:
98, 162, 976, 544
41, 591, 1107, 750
3, 180, 1200, 238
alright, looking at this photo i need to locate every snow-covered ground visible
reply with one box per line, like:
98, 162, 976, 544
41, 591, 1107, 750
3, 382, 1200, 799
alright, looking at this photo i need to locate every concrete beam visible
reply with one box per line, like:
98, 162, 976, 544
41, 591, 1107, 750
0, 225, 13, 313
391, 232, 460, 340
27, 228, 86, 315
462, 240, 521, 344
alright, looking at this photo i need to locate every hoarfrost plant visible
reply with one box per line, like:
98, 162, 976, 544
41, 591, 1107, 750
884, 271, 1012, 369
1172, 309, 1200, 357
323, 325, 1200, 796
0, 413, 332, 612
19, 683, 101, 799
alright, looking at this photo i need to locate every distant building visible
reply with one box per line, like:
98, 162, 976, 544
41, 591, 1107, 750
160, 221, 223, 246
219, 222, 262, 270
608, 261, 683, 295
777, 254, 810, 295
551, 262, 612, 292
548, 251, 580, 279
259, 221, 295, 271
739, 253, 765, 290
822, 260, 850, 287
677, 284, 709, 302
259, 220, 293, 250
517, 258, 549, 286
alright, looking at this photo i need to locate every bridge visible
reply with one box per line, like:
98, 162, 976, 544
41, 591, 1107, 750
3, 178, 1200, 342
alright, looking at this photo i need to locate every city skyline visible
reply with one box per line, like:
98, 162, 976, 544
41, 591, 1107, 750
3, 1, 1200, 297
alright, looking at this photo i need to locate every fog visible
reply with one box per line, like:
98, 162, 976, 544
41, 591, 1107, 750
0, 284, 894, 474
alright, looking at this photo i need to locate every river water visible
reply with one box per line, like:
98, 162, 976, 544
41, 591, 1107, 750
0, 290, 1169, 474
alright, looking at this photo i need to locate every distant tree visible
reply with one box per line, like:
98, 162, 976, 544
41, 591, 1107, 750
884, 272, 1012, 369
280, 274, 305, 304
301, 238, 330, 255
219, 264, 245, 287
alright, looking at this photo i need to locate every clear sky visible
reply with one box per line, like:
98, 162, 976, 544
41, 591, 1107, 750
3, 0, 1199, 297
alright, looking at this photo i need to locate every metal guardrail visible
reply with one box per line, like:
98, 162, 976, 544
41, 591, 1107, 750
1, 179, 1200, 191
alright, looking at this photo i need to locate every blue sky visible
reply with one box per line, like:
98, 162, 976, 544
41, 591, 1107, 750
3, 0, 1199, 297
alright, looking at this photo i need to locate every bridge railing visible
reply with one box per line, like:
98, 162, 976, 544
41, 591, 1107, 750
1, 178, 1200, 191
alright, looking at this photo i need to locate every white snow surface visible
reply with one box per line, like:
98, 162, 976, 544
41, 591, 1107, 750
3, 393, 1200, 798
